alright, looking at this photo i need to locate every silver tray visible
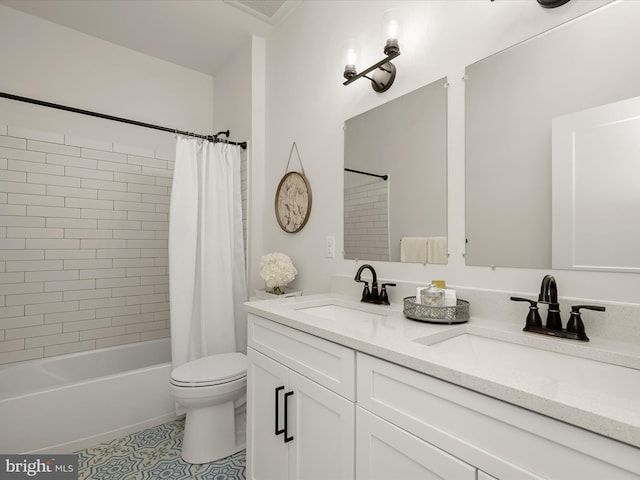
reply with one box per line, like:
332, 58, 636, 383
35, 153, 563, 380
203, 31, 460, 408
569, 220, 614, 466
403, 296, 469, 324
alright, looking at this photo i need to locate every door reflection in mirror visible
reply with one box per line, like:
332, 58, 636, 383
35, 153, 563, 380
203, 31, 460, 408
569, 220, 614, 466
465, 1, 640, 271
552, 96, 640, 272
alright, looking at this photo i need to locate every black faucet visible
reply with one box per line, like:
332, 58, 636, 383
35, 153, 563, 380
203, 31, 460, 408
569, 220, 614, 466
538, 274, 562, 330
510, 274, 605, 342
354, 264, 395, 305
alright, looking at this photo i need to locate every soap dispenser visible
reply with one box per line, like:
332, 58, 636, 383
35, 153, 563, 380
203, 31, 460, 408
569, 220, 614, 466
566, 304, 606, 341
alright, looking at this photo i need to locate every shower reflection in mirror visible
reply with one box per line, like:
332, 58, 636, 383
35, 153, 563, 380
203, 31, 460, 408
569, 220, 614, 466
343, 77, 448, 264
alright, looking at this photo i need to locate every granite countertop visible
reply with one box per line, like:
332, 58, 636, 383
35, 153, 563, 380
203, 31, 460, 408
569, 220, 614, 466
245, 293, 640, 449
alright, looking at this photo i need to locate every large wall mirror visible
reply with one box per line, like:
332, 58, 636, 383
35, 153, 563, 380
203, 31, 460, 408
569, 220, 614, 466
344, 77, 448, 264
465, 1, 640, 272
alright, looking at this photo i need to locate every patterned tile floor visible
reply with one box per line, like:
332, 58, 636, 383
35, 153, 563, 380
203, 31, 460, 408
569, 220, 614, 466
75, 419, 246, 480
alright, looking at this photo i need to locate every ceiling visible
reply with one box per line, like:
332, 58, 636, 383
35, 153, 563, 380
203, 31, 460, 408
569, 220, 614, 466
0, 0, 299, 76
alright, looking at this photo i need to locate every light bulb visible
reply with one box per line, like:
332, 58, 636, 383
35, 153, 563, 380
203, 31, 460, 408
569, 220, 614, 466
346, 48, 358, 66
382, 9, 401, 55
342, 40, 359, 80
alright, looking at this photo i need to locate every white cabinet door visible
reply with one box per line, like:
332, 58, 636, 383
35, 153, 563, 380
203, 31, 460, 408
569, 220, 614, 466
247, 348, 289, 480
248, 347, 356, 480
356, 407, 476, 480
288, 370, 355, 480
478, 471, 499, 480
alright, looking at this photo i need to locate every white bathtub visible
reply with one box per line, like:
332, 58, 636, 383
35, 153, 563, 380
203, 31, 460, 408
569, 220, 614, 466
0, 338, 177, 454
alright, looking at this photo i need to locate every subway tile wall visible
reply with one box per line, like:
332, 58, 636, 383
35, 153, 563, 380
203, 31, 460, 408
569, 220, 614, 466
0, 123, 176, 365
0, 123, 249, 366
343, 181, 389, 261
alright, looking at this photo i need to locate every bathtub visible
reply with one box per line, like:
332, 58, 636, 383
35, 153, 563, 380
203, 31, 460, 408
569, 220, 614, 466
0, 338, 178, 454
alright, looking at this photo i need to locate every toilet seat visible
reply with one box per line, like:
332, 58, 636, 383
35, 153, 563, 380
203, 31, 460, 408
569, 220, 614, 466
170, 352, 247, 388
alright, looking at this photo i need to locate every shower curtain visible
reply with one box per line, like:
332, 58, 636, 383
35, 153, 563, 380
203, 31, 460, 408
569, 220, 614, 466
169, 136, 247, 370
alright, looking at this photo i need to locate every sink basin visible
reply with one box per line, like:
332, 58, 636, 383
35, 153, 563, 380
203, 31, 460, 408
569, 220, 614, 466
297, 304, 386, 322
415, 332, 640, 400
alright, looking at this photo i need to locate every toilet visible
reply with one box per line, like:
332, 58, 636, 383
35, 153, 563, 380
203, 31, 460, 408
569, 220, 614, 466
170, 352, 247, 464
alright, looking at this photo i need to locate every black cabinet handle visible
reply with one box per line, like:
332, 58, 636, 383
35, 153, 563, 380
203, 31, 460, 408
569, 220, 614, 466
284, 390, 294, 443
275, 386, 285, 436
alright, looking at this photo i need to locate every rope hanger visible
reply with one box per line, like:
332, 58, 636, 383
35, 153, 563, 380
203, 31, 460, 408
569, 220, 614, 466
284, 141, 306, 176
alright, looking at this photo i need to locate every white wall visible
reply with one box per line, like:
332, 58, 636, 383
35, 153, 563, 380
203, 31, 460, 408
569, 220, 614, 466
261, 0, 640, 304
213, 35, 267, 295
0, 5, 213, 133
0, 5, 215, 362
213, 39, 252, 141
213, 38, 252, 270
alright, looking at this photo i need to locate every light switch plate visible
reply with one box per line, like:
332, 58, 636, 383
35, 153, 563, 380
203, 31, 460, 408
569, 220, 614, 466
325, 236, 335, 258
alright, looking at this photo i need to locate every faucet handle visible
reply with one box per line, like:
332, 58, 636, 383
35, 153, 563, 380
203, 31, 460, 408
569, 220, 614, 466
569, 304, 606, 314
510, 296, 542, 328
510, 296, 535, 304
566, 305, 606, 341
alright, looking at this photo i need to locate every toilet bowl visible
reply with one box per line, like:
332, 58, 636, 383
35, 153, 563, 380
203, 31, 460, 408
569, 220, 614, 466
170, 352, 247, 464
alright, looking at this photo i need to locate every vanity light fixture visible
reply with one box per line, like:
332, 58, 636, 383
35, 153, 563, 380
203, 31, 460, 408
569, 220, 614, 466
343, 9, 401, 93
491, 0, 571, 7
537, 0, 571, 7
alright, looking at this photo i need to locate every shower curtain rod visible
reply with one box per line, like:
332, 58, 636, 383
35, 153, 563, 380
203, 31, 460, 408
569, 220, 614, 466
344, 168, 388, 180
0, 91, 247, 150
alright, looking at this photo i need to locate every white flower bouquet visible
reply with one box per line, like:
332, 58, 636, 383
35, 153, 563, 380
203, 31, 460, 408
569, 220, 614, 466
260, 252, 298, 295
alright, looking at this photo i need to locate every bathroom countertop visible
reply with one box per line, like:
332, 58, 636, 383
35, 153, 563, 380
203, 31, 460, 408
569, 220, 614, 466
245, 293, 640, 449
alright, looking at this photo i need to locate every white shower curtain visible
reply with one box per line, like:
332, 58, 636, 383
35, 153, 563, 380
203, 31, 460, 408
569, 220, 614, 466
169, 136, 247, 370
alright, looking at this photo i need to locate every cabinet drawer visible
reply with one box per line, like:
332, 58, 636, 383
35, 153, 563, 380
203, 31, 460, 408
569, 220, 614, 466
248, 314, 355, 401
357, 353, 640, 480
356, 407, 475, 480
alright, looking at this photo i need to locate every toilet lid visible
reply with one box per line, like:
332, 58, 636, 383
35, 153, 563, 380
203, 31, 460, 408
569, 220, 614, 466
171, 353, 247, 386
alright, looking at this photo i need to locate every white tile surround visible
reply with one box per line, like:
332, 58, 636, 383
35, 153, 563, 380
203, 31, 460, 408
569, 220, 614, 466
0, 123, 174, 365
344, 180, 389, 261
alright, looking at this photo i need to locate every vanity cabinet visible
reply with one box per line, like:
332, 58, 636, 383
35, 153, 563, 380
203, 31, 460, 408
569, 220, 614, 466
247, 313, 640, 480
247, 314, 355, 480
357, 352, 640, 480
